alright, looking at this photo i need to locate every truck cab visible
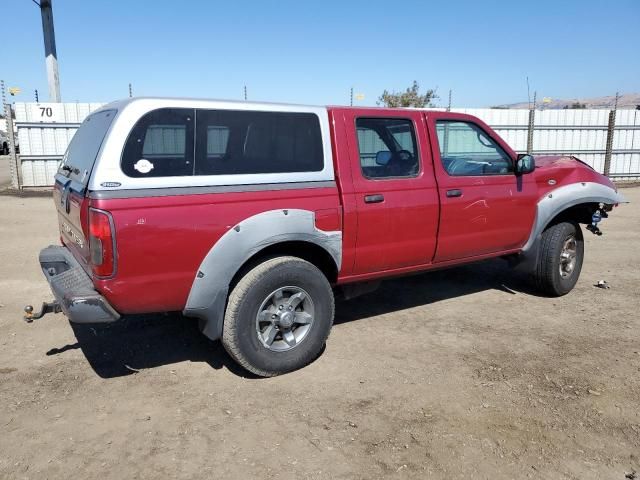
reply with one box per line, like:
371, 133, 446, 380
28, 97, 626, 376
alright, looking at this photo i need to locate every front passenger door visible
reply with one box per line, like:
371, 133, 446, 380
429, 116, 537, 262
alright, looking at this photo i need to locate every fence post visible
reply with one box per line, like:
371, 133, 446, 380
526, 106, 535, 154
4, 103, 20, 189
603, 109, 616, 177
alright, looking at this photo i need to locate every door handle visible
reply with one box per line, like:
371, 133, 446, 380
364, 194, 384, 204
446, 189, 462, 198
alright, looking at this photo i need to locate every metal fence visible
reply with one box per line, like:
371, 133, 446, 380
448, 108, 640, 181
6, 102, 640, 188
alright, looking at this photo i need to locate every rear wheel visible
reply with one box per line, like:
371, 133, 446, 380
533, 221, 584, 296
222, 256, 334, 377
1, 143, 8, 155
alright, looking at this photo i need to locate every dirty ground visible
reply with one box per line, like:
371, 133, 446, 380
0, 188, 638, 479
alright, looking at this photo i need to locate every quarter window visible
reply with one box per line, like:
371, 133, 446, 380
356, 118, 419, 179
435, 121, 513, 176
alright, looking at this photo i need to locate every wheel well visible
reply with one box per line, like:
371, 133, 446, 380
545, 202, 599, 230
229, 241, 339, 290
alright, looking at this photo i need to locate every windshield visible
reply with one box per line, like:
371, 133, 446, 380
60, 109, 116, 185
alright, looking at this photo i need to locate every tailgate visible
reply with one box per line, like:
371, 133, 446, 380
53, 176, 92, 270
53, 109, 117, 272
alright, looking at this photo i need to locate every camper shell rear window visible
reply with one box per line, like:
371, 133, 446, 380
60, 109, 116, 185
121, 108, 324, 178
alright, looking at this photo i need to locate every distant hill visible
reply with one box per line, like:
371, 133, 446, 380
493, 93, 640, 110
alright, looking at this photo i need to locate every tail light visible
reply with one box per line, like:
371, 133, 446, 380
89, 208, 116, 277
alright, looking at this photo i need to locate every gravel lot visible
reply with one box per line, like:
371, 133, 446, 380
0, 189, 638, 479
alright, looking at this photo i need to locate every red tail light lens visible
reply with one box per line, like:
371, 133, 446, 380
89, 208, 115, 277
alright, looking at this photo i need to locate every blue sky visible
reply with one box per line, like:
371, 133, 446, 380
2, 0, 639, 107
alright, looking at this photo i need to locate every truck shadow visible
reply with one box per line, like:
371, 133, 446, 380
57, 314, 253, 379
46, 259, 533, 379
334, 259, 534, 325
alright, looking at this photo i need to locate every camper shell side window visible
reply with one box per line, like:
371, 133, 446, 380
121, 108, 324, 178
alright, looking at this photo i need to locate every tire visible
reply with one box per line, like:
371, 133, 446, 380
1, 143, 8, 156
222, 256, 334, 377
533, 221, 584, 296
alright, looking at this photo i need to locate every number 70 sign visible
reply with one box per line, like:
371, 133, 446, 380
28, 103, 65, 123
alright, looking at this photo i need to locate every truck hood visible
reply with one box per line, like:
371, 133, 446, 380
532, 155, 618, 192
534, 155, 595, 171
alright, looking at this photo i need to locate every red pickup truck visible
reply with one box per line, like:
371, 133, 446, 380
27, 98, 625, 376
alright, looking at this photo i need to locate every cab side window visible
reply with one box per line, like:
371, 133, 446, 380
436, 121, 513, 176
356, 118, 419, 179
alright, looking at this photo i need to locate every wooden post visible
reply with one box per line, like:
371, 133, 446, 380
4, 105, 20, 189
526, 108, 535, 154
603, 109, 616, 176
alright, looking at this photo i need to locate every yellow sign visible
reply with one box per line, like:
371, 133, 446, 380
542, 97, 552, 103
354, 93, 365, 101
8, 87, 21, 96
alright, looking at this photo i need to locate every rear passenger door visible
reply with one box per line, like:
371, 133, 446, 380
344, 110, 439, 274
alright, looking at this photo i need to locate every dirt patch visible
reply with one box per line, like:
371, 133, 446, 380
0, 190, 639, 479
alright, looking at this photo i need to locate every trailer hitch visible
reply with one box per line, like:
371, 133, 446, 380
23, 302, 62, 323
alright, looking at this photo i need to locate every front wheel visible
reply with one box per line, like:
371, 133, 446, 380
222, 256, 334, 377
533, 221, 584, 296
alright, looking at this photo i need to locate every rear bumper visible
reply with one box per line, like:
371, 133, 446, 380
39, 245, 120, 324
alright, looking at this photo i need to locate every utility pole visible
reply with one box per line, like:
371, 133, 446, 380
244, 85, 247, 101
35, 89, 39, 102
39, 0, 61, 102
128, 83, 133, 97
350, 87, 353, 107
447, 89, 452, 111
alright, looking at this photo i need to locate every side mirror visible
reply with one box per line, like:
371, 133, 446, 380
375, 151, 392, 166
515, 154, 535, 175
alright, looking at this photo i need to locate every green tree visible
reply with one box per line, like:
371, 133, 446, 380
377, 81, 438, 108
